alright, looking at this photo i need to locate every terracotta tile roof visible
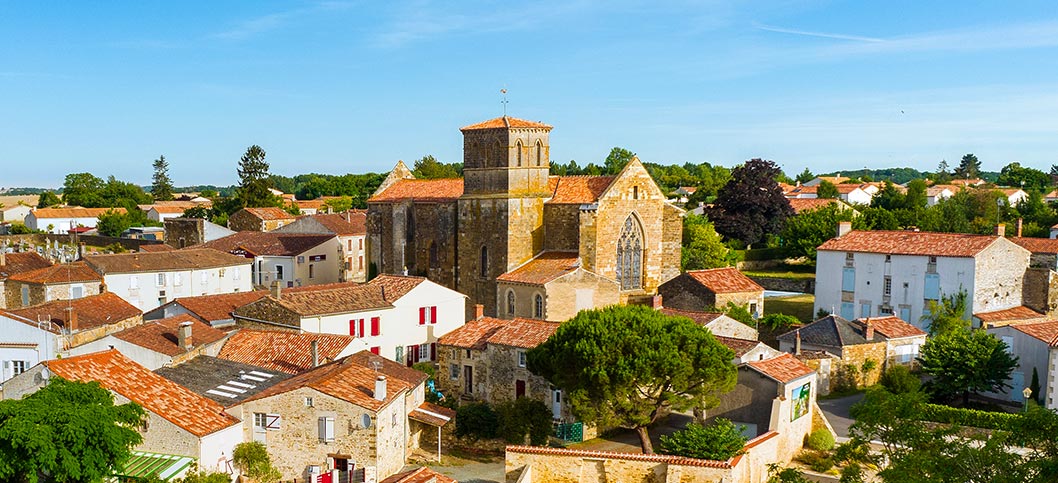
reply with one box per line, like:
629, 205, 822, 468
218, 329, 356, 374
951, 178, 984, 186
379, 467, 456, 483
241, 350, 428, 412
149, 205, 193, 214
460, 116, 552, 131
686, 267, 764, 294
267, 283, 392, 317
7, 261, 101, 284
85, 248, 250, 273
240, 207, 295, 221
367, 178, 464, 203
927, 184, 959, 196
45, 350, 240, 436
1011, 237, 1058, 255
31, 207, 126, 219
408, 401, 456, 427
505, 445, 733, 468
138, 244, 175, 252
497, 251, 581, 285
788, 198, 839, 214
748, 353, 815, 383
548, 176, 616, 204
814, 176, 849, 185
437, 317, 559, 350
975, 305, 1045, 323
659, 308, 724, 326
1011, 321, 1058, 347
795, 350, 837, 361
817, 230, 1002, 257
785, 185, 818, 196
0, 252, 52, 279
5, 292, 141, 333
311, 212, 366, 236
367, 274, 427, 301
171, 291, 268, 323
112, 314, 227, 356
294, 199, 325, 210
857, 316, 926, 339
714, 335, 762, 357
197, 232, 336, 257
834, 183, 867, 194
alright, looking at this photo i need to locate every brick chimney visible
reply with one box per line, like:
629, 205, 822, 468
836, 221, 853, 238
64, 306, 78, 333
794, 329, 801, 355
1017, 218, 1024, 238
374, 375, 387, 401
474, 304, 484, 320
271, 280, 282, 300
995, 224, 1006, 237
651, 294, 663, 309
178, 321, 193, 350
311, 339, 319, 368
864, 318, 875, 340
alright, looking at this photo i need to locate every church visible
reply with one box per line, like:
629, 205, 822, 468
366, 116, 684, 319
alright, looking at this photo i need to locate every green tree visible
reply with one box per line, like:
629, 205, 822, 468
779, 203, 857, 261
815, 180, 839, 199
905, 179, 928, 209
918, 329, 1018, 405
96, 209, 135, 237
527, 305, 737, 453
921, 291, 970, 336
870, 181, 906, 210
151, 155, 174, 201
36, 191, 61, 208
795, 168, 815, 184
232, 442, 281, 483
934, 160, 953, 184
603, 147, 636, 174
412, 155, 460, 179
0, 379, 145, 483
182, 206, 212, 219
955, 153, 981, 179
708, 159, 795, 247
235, 145, 279, 208
1031, 367, 1042, 405
760, 313, 798, 332
879, 365, 921, 394
323, 196, 354, 213
659, 419, 747, 460
178, 470, 234, 483
997, 162, 1051, 192
199, 189, 219, 198
61, 172, 106, 207
681, 214, 732, 270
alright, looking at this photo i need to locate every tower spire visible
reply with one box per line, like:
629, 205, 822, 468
500, 87, 508, 116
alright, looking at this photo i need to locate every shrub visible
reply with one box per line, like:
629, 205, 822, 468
920, 403, 1021, 430
796, 450, 834, 472
495, 398, 553, 445
833, 439, 872, 465
659, 418, 747, 460
880, 365, 921, 394
805, 429, 835, 451
232, 442, 281, 483
832, 364, 859, 393
454, 402, 499, 440
760, 314, 798, 332
839, 463, 865, 483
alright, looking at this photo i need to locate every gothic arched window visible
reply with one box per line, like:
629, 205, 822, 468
535, 141, 544, 166
480, 245, 489, 278
507, 290, 516, 315
616, 214, 644, 290
428, 241, 438, 269
516, 140, 523, 167
534, 294, 543, 318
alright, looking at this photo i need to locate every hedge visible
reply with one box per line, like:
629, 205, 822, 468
920, 403, 1021, 430
742, 247, 784, 261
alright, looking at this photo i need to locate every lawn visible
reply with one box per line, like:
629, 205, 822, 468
742, 264, 817, 280
765, 293, 816, 323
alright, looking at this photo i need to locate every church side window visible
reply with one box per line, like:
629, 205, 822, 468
535, 141, 543, 166
429, 241, 438, 269
616, 215, 644, 290
480, 246, 489, 278
507, 290, 516, 315
534, 294, 543, 318
516, 140, 523, 167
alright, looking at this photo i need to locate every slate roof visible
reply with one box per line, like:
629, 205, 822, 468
547, 176, 616, 204
858, 316, 926, 339
7, 261, 100, 284
437, 316, 559, 350
241, 350, 429, 412
975, 305, 1045, 324
155, 355, 291, 406
497, 251, 582, 285
367, 179, 465, 203
817, 230, 1003, 257
658, 307, 724, 326
685, 267, 764, 294
31, 207, 126, 218
1011, 237, 1058, 255
111, 314, 228, 356
197, 232, 336, 257
1011, 321, 1058, 347
460, 116, 552, 131
0, 252, 52, 279
45, 350, 240, 436
776, 315, 883, 348
169, 290, 268, 323
379, 467, 456, 483
747, 353, 815, 384
5, 292, 141, 333
217, 329, 356, 374
85, 248, 249, 273
240, 207, 295, 221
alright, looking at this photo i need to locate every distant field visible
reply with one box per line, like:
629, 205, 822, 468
765, 293, 815, 323
0, 195, 39, 208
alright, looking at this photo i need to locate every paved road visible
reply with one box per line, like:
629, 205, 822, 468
817, 392, 864, 438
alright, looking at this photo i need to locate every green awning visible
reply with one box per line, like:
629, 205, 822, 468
116, 451, 195, 481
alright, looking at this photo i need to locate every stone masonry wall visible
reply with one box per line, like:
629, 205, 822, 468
164, 218, 204, 248
840, 342, 887, 387
542, 271, 620, 322
972, 240, 1030, 314
4, 280, 102, 310
658, 273, 714, 311
233, 299, 301, 328
542, 204, 581, 252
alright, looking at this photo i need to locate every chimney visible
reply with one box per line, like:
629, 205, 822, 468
374, 375, 387, 401
271, 280, 282, 300
864, 318, 875, 340
995, 224, 1006, 237
178, 321, 193, 350
345, 211, 351, 223
311, 340, 320, 368
651, 294, 663, 309
473, 304, 484, 320
794, 329, 801, 355
836, 221, 853, 238
0, 246, 5, 266
1017, 218, 1024, 238
64, 307, 78, 333
99, 281, 107, 294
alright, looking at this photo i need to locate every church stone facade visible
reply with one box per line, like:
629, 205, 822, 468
367, 116, 683, 317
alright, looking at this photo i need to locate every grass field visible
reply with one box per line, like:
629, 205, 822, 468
764, 293, 815, 323
742, 264, 817, 280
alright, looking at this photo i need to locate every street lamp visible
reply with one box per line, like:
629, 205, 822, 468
1023, 387, 1033, 411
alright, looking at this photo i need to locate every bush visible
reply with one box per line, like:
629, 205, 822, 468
232, 442, 280, 483
804, 429, 835, 451
495, 398, 553, 445
760, 314, 798, 332
796, 450, 834, 472
839, 463, 865, 483
743, 247, 784, 261
880, 365, 921, 394
659, 418, 747, 460
832, 364, 860, 393
920, 403, 1021, 430
454, 402, 499, 440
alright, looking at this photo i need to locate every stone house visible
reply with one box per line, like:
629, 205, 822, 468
815, 227, 1031, 329
1, 349, 243, 474
84, 249, 253, 312
987, 321, 1058, 406
198, 232, 343, 288
0, 251, 53, 309
274, 211, 368, 282
25, 207, 126, 234
715, 335, 782, 364
227, 351, 455, 482
658, 306, 759, 340
495, 251, 619, 322
974, 305, 1049, 328
776, 315, 890, 390
163, 218, 236, 249
217, 329, 360, 374
657, 267, 765, 317
69, 314, 230, 370
367, 115, 683, 317
3, 261, 103, 309
861, 316, 927, 368
436, 313, 569, 420
0, 292, 142, 382
146, 290, 268, 328
227, 207, 296, 232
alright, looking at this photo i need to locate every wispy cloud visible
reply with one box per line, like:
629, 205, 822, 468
211, 1, 356, 41
755, 23, 885, 43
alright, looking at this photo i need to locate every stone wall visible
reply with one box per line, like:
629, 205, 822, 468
437, 343, 568, 420
839, 342, 887, 387
65, 314, 144, 349
710, 366, 779, 436
227, 210, 265, 232
747, 276, 815, 294
164, 218, 204, 248
233, 298, 301, 329
658, 273, 713, 311
972, 240, 1030, 314
1023, 268, 1058, 317
542, 205, 580, 252
659, 203, 684, 284
3, 280, 100, 309
715, 290, 765, 315
542, 270, 620, 322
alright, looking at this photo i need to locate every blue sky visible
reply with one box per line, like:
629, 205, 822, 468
2, 1, 1058, 187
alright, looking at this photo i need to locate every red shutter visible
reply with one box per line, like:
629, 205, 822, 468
406, 346, 414, 367
371, 317, 380, 336
430, 342, 436, 361
359, 319, 365, 338
419, 307, 426, 325
349, 320, 356, 336
370, 346, 380, 355
430, 306, 438, 325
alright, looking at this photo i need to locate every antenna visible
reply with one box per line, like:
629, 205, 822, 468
370, 359, 382, 373
500, 87, 508, 116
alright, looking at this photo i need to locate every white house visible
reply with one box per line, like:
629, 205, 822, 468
273, 211, 368, 282
198, 232, 344, 288
84, 248, 253, 312
926, 185, 957, 206
987, 321, 1058, 406
0, 204, 32, 224
835, 184, 873, 205
1001, 188, 1029, 206
1, 349, 243, 474
815, 225, 1030, 330
26, 207, 126, 234
69, 314, 230, 370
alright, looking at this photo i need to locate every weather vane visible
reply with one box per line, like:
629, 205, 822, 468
501, 87, 508, 116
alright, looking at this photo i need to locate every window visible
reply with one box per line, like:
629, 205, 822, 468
507, 290, 516, 315
535, 141, 543, 166
358, 256, 364, 270
370, 346, 380, 355
927, 256, 938, 273
253, 413, 267, 431
305, 397, 314, 407
633, 186, 639, 200
419, 306, 437, 325
480, 246, 489, 278
276, 265, 284, 281
429, 242, 439, 269
174, 273, 182, 286
616, 215, 644, 290
370, 317, 380, 336
883, 276, 892, 296
845, 252, 855, 267
349, 318, 365, 338
12, 360, 27, 376
420, 343, 429, 361
309, 264, 315, 279
71, 284, 83, 299
21, 286, 29, 306
534, 294, 543, 318
924, 273, 940, 300
297, 256, 305, 264
518, 351, 526, 368
516, 140, 523, 166
842, 267, 855, 292
885, 254, 891, 262
348, 240, 353, 251
359, 239, 363, 250
156, 273, 166, 286
318, 416, 335, 443
395, 346, 404, 364
449, 364, 460, 380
